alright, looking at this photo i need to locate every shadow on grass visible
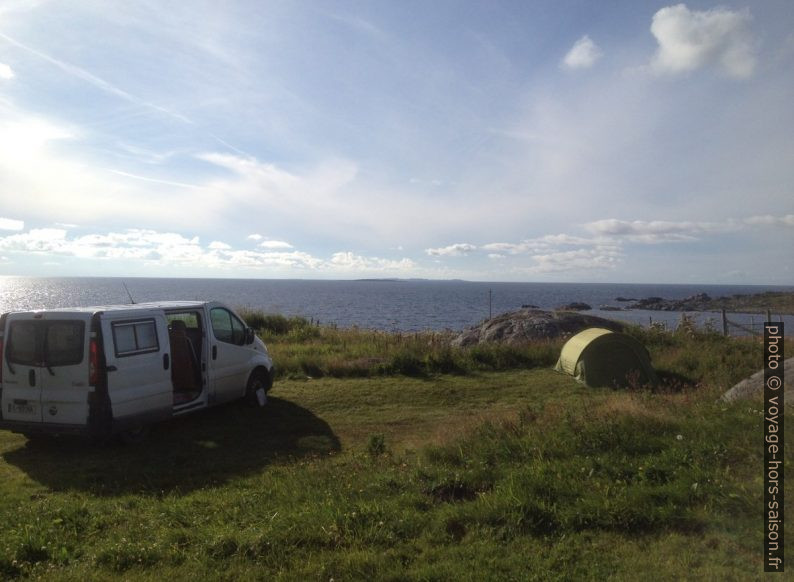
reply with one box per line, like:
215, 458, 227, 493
2, 397, 340, 496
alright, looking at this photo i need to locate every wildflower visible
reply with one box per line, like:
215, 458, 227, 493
676, 434, 683, 441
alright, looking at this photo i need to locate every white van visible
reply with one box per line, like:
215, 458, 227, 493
0, 301, 274, 440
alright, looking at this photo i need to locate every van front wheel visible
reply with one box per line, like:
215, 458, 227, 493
245, 370, 270, 408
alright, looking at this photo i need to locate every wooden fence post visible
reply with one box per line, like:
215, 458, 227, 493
766, 309, 772, 323
721, 309, 728, 337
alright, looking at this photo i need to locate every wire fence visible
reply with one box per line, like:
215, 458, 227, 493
597, 309, 790, 338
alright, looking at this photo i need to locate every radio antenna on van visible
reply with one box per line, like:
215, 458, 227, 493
122, 281, 136, 304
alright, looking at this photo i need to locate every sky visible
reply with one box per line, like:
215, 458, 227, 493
0, 1, 792, 284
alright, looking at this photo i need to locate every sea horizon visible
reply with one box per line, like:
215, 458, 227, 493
1, 276, 791, 334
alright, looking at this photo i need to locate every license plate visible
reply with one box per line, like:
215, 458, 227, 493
8, 403, 37, 416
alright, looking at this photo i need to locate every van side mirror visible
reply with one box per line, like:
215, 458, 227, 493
245, 327, 255, 345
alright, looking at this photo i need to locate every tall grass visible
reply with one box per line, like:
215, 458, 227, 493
239, 308, 762, 390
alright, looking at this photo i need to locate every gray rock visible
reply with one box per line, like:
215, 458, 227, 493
720, 357, 792, 405
451, 308, 624, 347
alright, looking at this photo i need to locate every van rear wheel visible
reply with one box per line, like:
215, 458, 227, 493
245, 369, 270, 408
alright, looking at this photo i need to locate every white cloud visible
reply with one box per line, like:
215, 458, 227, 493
0, 227, 418, 275
482, 234, 605, 255
584, 215, 794, 243
246, 234, 263, 241
527, 246, 622, 274
425, 243, 476, 257
329, 251, 415, 273
259, 240, 293, 249
584, 218, 738, 242
0, 63, 14, 80
650, 4, 755, 78
562, 35, 602, 69
744, 214, 794, 227
0, 228, 203, 261
213, 249, 322, 270
0, 217, 24, 231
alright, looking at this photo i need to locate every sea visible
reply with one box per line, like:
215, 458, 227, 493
0, 276, 792, 335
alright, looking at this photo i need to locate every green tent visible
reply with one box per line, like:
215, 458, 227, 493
554, 328, 658, 388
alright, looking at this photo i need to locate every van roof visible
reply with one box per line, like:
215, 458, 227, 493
3, 301, 210, 316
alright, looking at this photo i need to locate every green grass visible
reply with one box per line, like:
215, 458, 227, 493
240, 310, 763, 387
0, 316, 787, 580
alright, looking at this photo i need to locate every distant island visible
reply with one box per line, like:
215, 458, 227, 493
354, 278, 468, 283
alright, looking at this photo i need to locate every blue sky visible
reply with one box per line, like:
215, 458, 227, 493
0, 1, 792, 283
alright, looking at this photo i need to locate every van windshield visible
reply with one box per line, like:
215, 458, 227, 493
7, 320, 85, 367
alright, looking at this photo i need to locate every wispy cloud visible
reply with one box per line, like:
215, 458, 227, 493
0, 32, 193, 122
105, 169, 201, 189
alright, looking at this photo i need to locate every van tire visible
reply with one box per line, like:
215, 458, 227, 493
245, 369, 270, 408
119, 424, 150, 444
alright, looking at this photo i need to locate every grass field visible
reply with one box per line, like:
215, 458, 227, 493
0, 318, 790, 580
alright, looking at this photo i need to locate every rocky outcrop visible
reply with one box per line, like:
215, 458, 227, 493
556, 302, 592, 311
451, 308, 624, 347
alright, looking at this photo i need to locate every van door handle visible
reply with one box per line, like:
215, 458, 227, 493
212, 345, 217, 360
163, 353, 170, 370
28, 369, 36, 387
107, 365, 117, 372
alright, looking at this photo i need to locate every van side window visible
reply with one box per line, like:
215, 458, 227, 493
112, 320, 159, 357
7, 321, 38, 365
210, 308, 246, 346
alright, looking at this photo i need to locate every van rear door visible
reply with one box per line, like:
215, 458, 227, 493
2, 316, 43, 423
100, 312, 172, 427
38, 314, 90, 425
